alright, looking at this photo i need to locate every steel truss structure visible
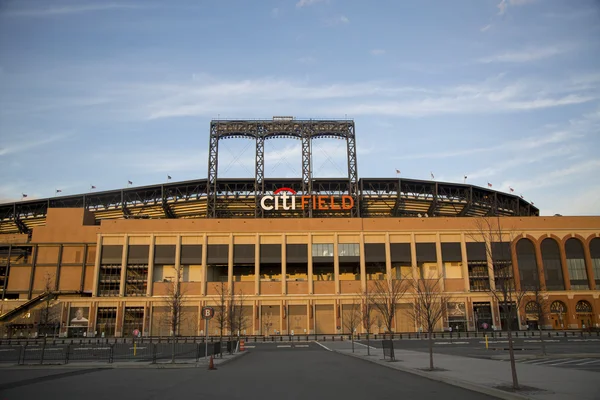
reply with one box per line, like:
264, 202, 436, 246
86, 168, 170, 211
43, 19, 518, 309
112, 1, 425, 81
207, 120, 359, 218
0, 177, 538, 234
0, 119, 539, 234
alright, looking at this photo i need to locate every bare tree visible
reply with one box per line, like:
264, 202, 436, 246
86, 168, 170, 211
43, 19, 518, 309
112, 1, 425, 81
343, 300, 362, 353
370, 272, 410, 334
214, 281, 229, 358
164, 265, 187, 363
407, 272, 451, 371
231, 288, 249, 338
358, 285, 376, 356
471, 216, 530, 390
527, 283, 549, 356
37, 272, 61, 337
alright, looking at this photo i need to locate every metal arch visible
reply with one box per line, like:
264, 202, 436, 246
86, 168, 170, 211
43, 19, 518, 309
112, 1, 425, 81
255, 124, 265, 218
346, 123, 359, 217
301, 124, 312, 218
207, 122, 220, 218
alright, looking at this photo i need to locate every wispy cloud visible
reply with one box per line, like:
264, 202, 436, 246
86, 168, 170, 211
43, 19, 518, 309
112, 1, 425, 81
3, 3, 144, 17
370, 49, 386, 56
0, 134, 68, 157
296, 0, 325, 8
508, 159, 600, 191
478, 46, 566, 63
480, 24, 492, 32
497, 0, 537, 16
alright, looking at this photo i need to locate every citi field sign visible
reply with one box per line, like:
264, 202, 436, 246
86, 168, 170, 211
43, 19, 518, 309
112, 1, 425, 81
260, 187, 354, 211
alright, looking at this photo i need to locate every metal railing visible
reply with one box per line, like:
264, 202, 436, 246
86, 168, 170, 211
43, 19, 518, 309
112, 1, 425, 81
0, 339, 237, 365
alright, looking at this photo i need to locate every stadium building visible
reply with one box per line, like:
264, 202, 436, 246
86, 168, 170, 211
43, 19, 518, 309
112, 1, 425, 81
0, 119, 598, 338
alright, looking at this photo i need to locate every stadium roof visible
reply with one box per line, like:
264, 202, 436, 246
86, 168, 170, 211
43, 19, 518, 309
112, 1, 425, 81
0, 176, 538, 235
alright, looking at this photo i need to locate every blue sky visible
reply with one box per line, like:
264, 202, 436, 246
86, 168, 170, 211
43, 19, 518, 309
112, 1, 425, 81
1, 0, 599, 216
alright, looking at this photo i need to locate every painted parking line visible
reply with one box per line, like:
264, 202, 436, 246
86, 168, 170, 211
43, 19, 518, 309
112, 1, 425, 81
244, 345, 256, 348
574, 359, 600, 366
524, 359, 563, 365
354, 342, 377, 350
547, 359, 587, 366
296, 345, 310, 348
277, 345, 292, 348
567, 339, 600, 342
524, 340, 560, 343
313, 341, 332, 351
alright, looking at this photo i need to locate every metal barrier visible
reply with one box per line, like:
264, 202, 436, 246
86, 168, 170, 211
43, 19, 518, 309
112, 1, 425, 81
382, 340, 395, 361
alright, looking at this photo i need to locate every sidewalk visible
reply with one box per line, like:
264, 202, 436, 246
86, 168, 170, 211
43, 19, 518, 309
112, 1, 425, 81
323, 341, 598, 400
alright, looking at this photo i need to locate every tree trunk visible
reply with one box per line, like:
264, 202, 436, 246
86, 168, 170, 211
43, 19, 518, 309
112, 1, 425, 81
428, 332, 434, 370
507, 328, 519, 389
171, 334, 176, 364
351, 335, 355, 353
367, 332, 370, 356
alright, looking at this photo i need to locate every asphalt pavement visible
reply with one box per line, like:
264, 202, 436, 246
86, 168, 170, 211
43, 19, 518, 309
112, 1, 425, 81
0, 342, 496, 400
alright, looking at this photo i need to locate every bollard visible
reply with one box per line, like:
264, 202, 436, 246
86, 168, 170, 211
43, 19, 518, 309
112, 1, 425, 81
64, 344, 70, 365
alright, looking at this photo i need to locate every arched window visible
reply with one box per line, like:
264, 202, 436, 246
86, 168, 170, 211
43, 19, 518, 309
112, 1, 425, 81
575, 300, 593, 314
541, 239, 565, 290
590, 238, 600, 286
516, 239, 539, 289
565, 238, 589, 290
525, 301, 540, 314
550, 300, 567, 314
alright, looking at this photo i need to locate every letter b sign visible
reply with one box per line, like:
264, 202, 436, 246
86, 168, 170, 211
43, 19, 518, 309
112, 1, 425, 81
202, 307, 215, 320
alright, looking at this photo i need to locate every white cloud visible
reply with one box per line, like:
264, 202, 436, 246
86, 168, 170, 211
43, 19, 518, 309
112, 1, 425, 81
3, 3, 144, 17
340, 15, 349, 24
478, 46, 566, 63
509, 159, 600, 191
370, 49, 386, 56
480, 24, 492, 32
497, 0, 537, 15
296, 0, 325, 8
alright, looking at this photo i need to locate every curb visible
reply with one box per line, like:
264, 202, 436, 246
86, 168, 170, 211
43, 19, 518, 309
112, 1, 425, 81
216, 350, 249, 367
333, 350, 536, 400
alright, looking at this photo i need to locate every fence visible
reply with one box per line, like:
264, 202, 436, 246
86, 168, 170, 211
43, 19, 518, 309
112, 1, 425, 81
0, 340, 237, 366
0, 329, 597, 348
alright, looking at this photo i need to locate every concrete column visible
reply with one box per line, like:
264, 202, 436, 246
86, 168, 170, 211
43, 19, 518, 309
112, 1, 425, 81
119, 235, 129, 297
281, 236, 287, 295
559, 238, 571, 290
410, 233, 418, 280
360, 233, 366, 293
92, 234, 103, 297
333, 234, 340, 294
533, 238, 546, 291
146, 234, 155, 297
175, 235, 182, 288
255, 234, 260, 295
385, 232, 392, 277
486, 239, 496, 291
460, 233, 469, 291
201, 234, 208, 296
436, 233, 444, 290
228, 234, 234, 290
308, 234, 314, 294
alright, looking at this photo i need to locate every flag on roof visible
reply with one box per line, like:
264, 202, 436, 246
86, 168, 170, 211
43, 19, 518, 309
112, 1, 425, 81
430, 172, 435, 179
56, 189, 62, 193
395, 169, 400, 174
509, 187, 514, 192
91, 185, 96, 189
22, 193, 27, 198
128, 180, 133, 185
520, 194, 524, 199
168, 175, 172, 180
487, 183, 492, 188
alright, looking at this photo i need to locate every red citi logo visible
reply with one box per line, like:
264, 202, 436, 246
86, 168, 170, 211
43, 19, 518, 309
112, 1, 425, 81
260, 187, 354, 211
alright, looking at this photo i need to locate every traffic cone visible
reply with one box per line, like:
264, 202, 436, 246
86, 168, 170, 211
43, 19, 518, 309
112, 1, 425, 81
208, 355, 217, 370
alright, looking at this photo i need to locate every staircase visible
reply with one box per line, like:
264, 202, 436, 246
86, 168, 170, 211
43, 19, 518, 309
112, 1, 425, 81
0, 290, 88, 322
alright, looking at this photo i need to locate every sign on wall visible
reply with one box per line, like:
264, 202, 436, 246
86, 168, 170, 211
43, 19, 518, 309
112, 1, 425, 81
68, 306, 90, 327
260, 187, 354, 211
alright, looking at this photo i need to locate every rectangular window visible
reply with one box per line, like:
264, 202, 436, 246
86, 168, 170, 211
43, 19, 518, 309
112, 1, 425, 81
96, 307, 117, 337
98, 264, 121, 296
123, 307, 144, 337
338, 243, 359, 257
125, 264, 148, 296
312, 244, 334, 258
